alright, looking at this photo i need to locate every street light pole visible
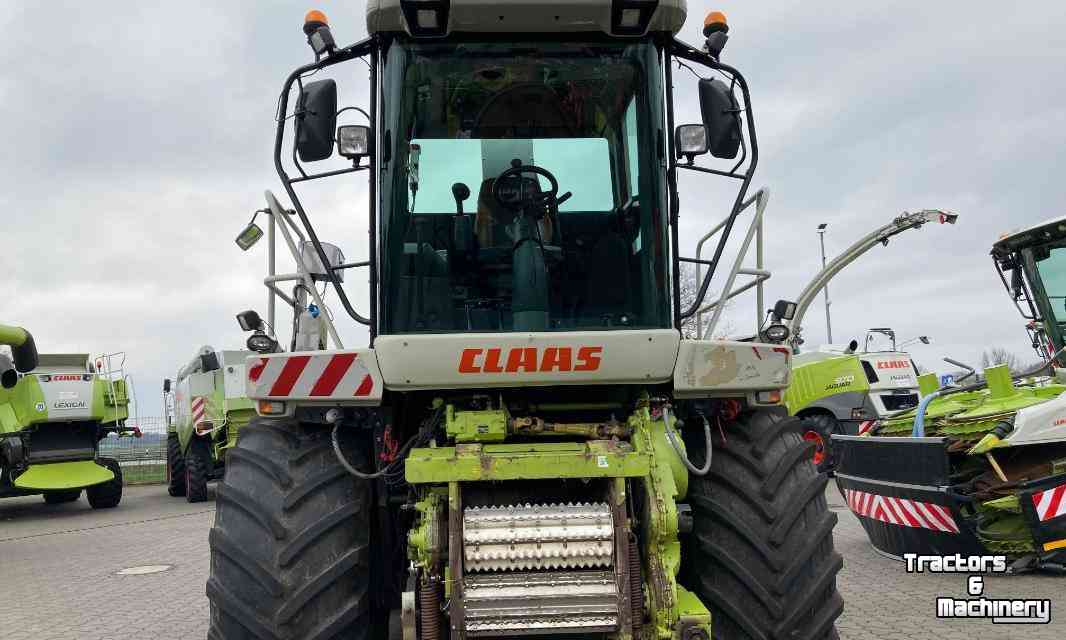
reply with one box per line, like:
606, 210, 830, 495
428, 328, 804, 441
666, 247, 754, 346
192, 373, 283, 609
817, 223, 832, 343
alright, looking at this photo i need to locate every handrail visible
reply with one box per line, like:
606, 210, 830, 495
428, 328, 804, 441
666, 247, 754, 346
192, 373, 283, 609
694, 188, 770, 338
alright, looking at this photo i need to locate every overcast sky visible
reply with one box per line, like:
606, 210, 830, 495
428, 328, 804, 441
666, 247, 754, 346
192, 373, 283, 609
3, 1, 1065, 420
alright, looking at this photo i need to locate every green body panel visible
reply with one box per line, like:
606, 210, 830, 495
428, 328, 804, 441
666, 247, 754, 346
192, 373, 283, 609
785, 354, 869, 415
405, 398, 709, 638
13, 460, 114, 490
405, 440, 649, 483
629, 404, 709, 638
172, 362, 255, 462
0, 375, 129, 434
445, 405, 508, 443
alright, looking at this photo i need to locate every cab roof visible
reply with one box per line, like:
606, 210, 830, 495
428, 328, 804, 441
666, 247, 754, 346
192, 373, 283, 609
993, 215, 1066, 254
366, 0, 688, 38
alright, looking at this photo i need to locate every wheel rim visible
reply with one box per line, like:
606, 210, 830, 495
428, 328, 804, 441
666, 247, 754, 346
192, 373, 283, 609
803, 430, 826, 466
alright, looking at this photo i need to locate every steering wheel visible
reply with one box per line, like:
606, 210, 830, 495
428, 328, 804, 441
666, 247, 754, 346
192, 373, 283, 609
492, 163, 570, 212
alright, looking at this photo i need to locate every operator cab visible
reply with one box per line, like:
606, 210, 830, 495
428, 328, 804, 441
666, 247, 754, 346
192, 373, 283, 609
994, 215, 1066, 361
383, 40, 668, 334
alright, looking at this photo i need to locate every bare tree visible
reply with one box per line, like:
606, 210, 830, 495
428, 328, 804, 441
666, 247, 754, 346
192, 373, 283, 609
678, 263, 736, 340
980, 346, 1022, 375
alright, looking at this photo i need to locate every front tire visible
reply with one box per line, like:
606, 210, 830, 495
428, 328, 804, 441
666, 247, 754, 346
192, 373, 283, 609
87, 458, 123, 509
43, 489, 81, 504
167, 433, 187, 497
683, 409, 843, 640
207, 417, 371, 640
185, 437, 211, 503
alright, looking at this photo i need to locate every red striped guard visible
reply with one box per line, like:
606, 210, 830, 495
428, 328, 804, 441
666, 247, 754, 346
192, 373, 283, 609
309, 353, 357, 397
191, 396, 206, 425
845, 488, 959, 534
269, 356, 312, 396
249, 352, 378, 401
1032, 482, 1066, 522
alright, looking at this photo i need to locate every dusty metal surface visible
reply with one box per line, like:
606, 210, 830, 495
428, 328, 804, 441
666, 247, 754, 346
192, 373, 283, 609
463, 502, 614, 572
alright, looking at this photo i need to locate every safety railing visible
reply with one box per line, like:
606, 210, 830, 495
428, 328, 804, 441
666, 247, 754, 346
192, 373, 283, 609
689, 187, 771, 339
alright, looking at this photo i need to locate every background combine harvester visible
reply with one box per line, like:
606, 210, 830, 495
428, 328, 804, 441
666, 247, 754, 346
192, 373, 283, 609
164, 346, 256, 502
772, 209, 958, 471
204, 3, 846, 639
0, 324, 134, 508
834, 214, 1066, 572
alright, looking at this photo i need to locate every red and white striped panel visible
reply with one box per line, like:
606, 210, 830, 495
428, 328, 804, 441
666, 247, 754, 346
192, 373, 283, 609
191, 396, 207, 425
845, 488, 960, 534
1032, 482, 1066, 522
246, 350, 383, 404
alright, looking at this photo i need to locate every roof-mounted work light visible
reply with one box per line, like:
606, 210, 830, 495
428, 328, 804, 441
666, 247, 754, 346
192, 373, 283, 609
400, 0, 450, 37
304, 10, 336, 58
611, 0, 659, 36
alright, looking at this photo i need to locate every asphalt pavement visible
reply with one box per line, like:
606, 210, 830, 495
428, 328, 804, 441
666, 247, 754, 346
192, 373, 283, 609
0, 483, 1062, 639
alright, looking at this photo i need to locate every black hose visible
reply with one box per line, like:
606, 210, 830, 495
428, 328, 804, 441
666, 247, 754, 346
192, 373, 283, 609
663, 408, 712, 476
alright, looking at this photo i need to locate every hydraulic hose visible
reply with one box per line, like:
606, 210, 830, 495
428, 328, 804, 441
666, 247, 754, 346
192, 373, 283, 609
912, 390, 943, 437
332, 423, 386, 480
663, 407, 712, 477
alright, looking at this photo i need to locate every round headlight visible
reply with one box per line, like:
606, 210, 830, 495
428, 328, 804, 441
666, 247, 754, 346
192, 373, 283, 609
764, 324, 790, 343
247, 332, 279, 354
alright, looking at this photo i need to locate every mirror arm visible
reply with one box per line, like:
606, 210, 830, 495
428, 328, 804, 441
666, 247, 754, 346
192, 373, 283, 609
670, 40, 760, 321
274, 37, 377, 329
677, 162, 746, 180
289, 164, 369, 184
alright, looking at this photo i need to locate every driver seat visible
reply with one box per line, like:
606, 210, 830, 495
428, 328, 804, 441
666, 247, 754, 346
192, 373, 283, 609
475, 178, 553, 248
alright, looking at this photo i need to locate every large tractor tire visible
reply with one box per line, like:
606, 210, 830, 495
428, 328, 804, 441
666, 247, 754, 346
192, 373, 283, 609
167, 433, 187, 497
206, 417, 371, 640
185, 437, 211, 503
683, 409, 843, 640
800, 413, 843, 474
43, 489, 81, 504
87, 458, 123, 509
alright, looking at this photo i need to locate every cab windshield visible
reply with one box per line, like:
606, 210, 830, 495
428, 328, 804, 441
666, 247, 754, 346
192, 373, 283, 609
1029, 241, 1066, 326
380, 40, 669, 334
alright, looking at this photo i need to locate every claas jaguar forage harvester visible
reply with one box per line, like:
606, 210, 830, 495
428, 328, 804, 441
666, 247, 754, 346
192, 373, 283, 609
206, 3, 843, 639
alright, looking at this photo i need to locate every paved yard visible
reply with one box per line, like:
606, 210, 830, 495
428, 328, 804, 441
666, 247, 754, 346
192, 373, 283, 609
0, 484, 1062, 639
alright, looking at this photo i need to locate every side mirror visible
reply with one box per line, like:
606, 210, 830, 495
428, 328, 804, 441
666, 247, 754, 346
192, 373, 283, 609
1010, 266, 1024, 299
235, 221, 264, 251
163, 378, 171, 393
337, 125, 371, 161
772, 299, 797, 321
698, 78, 742, 159
295, 79, 338, 162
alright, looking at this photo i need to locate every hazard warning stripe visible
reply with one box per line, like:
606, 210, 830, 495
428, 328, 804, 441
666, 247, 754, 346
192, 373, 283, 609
844, 489, 960, 534
1032, 482, 1066, 522
191, 396, 206, 425
249, 352, 376, 400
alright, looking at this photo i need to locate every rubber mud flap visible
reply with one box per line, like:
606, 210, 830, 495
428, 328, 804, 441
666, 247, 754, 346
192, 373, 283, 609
1018, 472, 1066, 557
832, 435, 985, 559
